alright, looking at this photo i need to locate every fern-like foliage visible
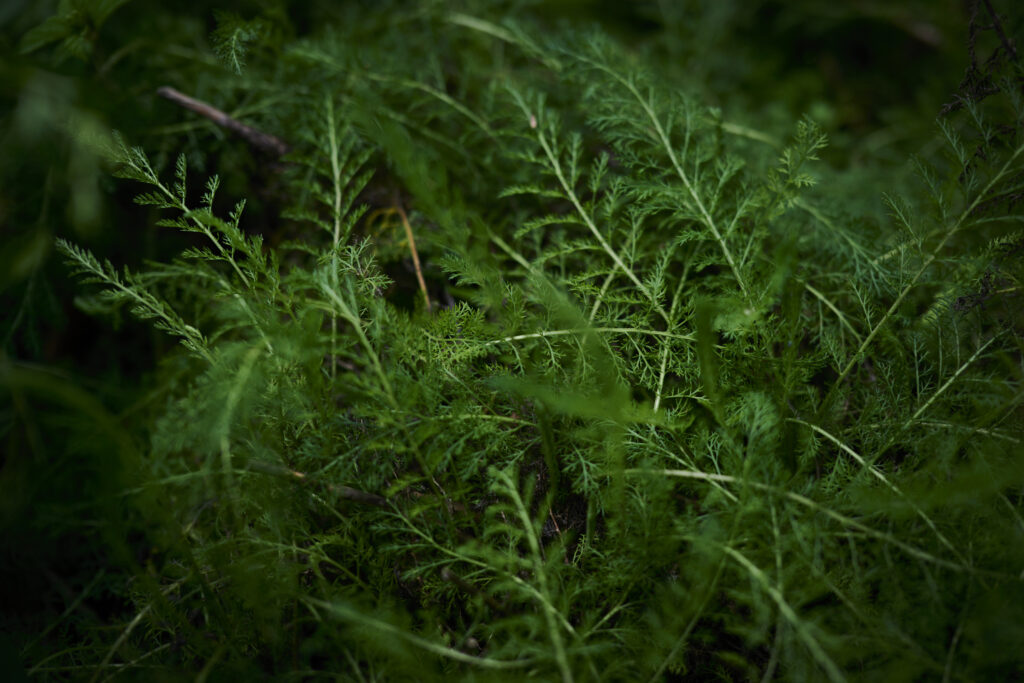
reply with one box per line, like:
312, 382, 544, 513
24, 2, 1024, 681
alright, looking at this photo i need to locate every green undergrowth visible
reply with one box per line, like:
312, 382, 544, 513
6, 1, 1024, 681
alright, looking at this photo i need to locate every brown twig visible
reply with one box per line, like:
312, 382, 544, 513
158, 87, 434, 314
941, 0, 1021, 114
395, 204, 432, 312
367, 205, 433, 311
157, 86, 291, 157
246, 460, 388, 508
981, 0, 1018, 62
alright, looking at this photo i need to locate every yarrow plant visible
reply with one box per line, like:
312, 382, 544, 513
8, 1, 1024, 680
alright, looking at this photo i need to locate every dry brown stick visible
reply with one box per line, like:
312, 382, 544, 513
157, 86, 291, 157
246, 460, 388, 508
981, 0, 1019, 61
394, 204, 432, 312
159, 86, 434, 312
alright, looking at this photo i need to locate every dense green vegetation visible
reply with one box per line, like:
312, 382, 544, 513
3, 1, 1023, 680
